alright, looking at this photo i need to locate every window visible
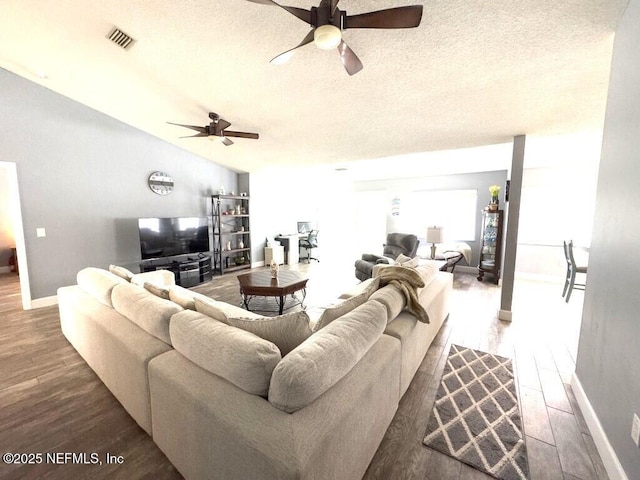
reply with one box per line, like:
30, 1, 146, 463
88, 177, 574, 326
404, 189, 477, 242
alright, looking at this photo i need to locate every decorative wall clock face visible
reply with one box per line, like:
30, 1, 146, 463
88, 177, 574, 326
148, 171, 174, 195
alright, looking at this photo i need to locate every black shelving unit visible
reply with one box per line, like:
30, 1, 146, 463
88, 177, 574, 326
211, 194, 251, 275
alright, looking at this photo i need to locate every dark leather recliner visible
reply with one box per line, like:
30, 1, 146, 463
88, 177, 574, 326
354, 233, 420, 281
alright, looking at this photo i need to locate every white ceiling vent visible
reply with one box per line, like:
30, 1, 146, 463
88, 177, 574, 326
107, 27, 135, 50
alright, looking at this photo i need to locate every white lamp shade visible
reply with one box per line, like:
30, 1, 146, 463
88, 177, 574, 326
314, 25, 342, 50
426, 226, 443, 244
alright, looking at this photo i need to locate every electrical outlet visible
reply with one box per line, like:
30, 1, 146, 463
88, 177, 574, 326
632, 413, 640, 448
36, 228, 46, 238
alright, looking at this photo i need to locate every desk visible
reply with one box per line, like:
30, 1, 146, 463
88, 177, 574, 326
275, 234, 306, 265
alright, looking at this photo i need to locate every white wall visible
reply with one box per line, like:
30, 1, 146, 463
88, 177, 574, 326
516, 132, 601, 280
249, 166, 357, 266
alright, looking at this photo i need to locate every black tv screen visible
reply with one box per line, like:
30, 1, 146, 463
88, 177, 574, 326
138, 217, 210, 260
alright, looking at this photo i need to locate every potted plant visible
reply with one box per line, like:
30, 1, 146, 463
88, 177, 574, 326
489, 185, 500, 210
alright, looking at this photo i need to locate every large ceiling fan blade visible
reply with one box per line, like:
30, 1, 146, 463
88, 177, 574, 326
338, 40, 363, 76
270, 29, 315, 65
245, 0, 311, 24
344, 5, 423, 29
223, 131, 260, 140
167, 122, 208, 134
179, 133, 209, 138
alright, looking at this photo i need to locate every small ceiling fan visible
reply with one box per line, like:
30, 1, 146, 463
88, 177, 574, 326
247, 0, 423, 75
168, 112, 259, 146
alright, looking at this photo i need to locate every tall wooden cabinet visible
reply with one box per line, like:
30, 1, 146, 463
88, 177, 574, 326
211, 194, 251, 274
477, 209, 504, 284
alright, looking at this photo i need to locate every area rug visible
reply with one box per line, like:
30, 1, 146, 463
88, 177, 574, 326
423, 344, 529, 480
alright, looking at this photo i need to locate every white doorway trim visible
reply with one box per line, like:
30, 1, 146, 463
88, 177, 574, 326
0, 161, 32, 309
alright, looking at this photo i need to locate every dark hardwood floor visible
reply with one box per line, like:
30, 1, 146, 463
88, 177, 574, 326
0, 262, 609, 480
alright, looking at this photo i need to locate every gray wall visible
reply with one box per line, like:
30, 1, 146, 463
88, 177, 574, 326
353, 170, 509, 265
0, 68, 237, 299
575, 0, 640, 476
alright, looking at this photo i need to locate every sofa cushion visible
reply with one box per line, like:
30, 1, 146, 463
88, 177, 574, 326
268, 300, 387, 413
143, 282, 171, 300
168, 285, 210, 310
194, 296, 263, 321
398, 255, 420, 268
415, 263, 439, 288
369, 285, 406, 323
111, 283, 183, 345
311, 292, 368, 333
226, 311, 313, 356
130, 269, 176, 287
109, 264, 134, 282
338, 277, 380, 300
170, 310, 281, 396
77, 267, 127, 307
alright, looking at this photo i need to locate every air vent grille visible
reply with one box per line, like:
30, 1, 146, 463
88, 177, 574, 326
107, 27, 135, 50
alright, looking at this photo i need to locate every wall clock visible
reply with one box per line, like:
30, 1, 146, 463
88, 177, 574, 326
148, 171, 174, 195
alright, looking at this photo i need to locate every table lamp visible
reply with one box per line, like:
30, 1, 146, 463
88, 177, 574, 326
426, 226, 443, 259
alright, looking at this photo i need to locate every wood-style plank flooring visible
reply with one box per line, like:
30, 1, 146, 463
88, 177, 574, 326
0, 262, 609, 480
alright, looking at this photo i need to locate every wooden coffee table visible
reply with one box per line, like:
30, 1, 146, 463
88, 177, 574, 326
237, 270, 308, 315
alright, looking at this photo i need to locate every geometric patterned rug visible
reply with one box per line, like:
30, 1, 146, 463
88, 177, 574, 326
423, 344, 529, 480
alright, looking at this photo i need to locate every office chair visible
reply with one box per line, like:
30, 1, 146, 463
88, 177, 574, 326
562, 240, 587, 302
299, 230, 319, 263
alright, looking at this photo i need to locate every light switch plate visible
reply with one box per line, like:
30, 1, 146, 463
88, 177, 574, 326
36, 228, 46, 238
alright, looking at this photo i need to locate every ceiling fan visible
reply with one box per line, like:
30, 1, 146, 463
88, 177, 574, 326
168, 112, 259, 146
247, 0, 423, 75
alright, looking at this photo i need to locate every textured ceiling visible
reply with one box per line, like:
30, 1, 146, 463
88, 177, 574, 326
0, 0, 628, 174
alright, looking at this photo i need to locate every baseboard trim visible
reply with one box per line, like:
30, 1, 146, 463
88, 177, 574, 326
252, 261, 265, 268
30, 295, 58, 309
571, 373, 629, 480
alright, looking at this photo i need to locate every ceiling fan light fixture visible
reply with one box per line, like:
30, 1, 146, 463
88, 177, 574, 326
314, 24, 341, 50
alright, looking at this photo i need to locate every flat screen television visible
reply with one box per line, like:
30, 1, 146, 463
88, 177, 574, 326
138, 217, 210, 260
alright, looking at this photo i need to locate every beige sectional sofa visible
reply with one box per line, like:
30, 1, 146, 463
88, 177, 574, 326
57, 263, 452, 480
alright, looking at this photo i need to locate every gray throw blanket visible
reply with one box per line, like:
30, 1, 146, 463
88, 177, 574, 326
375, 266, 430, 323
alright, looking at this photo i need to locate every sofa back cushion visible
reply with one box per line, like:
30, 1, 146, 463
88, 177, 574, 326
170, 310, 282, 397
111, 283, 183, 345
226, 310, 312, 356
311, 291, 368, 333
369, 284, 406, 323
77, 267, 127, 307
194, 296, 263, 321
268, 300, 387, 413
109, 264, 134, 282
337, 277, 380, 300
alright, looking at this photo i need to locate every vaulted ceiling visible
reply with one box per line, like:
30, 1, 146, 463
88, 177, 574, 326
0, 0, 628, 173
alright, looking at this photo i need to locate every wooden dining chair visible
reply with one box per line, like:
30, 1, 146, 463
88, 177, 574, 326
562, 240, 587, 302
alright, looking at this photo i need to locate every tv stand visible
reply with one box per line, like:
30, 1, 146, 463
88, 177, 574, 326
140, 254, 212, 288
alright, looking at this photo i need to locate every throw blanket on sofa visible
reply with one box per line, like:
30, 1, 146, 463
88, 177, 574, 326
374, 266, 430, 324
